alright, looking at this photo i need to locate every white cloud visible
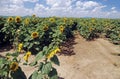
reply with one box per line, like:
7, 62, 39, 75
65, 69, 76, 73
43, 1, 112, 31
23, 0, 39, 3
76, 1, 101, 10
111, 7, 116, 10
92, 5, 106, 12
0, 0, 120, 18
46, 0, 72, 8
46, 0, 58, 5
0, 0, 33, 16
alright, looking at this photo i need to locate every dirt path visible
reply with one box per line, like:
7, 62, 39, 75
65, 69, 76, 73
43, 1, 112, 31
56, 35, 120, 79
1, 34, 120, 79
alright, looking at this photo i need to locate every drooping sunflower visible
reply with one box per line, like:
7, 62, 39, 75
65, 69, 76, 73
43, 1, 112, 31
54, 47, 61, 53
23, 51, 31, 62
10, 62, 19, 71
49, 18, 55, 23
46, 47, 60, 59
15, 16, 21, 23
24, 18, 30, 25
7, 17, 13, 23
18, 43, 23, 52
31, 32, 39, 39
59, 25, 64, 33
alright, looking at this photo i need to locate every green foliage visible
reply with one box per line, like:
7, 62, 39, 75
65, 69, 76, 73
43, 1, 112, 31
76, 18, 120, 43
0, 51, 23, 79
0, 16, 120, 79
29, 44, 60, 79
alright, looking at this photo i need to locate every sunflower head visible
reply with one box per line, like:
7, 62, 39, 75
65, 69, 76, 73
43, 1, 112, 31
10, 62, 19, 71
26, 51, 31, 57
43, 25, 49, 31
59, 25, 64, 33
49, 18, 55, 23
89, 27, 94, 32
46, 47, 60, 59
18, 43, 23, 52
91, 18, 96, 23
63, 18, 67, 23
55, 47, 61, 52
70, 19, 73, 24
31, 32, 39, 39
15, 16, 21, 23
32, 14, 36, 17
6, 56, 11, 60
24, 51, 31, 62
7, 17, 13, 23
24, 18, 30, 25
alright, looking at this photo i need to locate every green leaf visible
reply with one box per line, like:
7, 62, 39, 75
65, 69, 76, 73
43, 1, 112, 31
37, 73, 43, 79
48, 68, 58, 79
10, 67, 27, 79
50, 55, 60, 66
31, 70, 38, 79
42, 46, 48, 52
28, 43, 33, 49
34, 42, 40, 45
35, 51, 44, 61
38, 62, 44, 71
41, 62, 52, 74
23, 62, 28, 65
35, 47, 39, 51
29, 61, 37, 66
50, 75, 58, 79
0, 70, 7, 77
11, 52, 19, 57
24, 37, 30, 41
24, 42, 29, 47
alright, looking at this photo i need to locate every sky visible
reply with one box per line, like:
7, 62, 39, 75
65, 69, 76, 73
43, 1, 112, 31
0, 0, 120, 18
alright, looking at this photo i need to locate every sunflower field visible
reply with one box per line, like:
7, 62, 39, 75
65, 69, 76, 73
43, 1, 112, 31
0, 15, 120, 79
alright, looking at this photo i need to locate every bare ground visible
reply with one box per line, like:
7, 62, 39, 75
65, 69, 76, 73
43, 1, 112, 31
0, 34, 120, 79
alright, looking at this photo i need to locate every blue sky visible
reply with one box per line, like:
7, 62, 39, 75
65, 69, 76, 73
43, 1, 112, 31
0, 0, 120, 18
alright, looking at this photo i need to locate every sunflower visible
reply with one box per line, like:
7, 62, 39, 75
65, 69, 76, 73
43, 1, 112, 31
49, 18, 55, 23
89, 27, 94, 32
23, 51, 31, 62
31, 32, 39, 39
70, 19, 73, 24
7, 17, 13, 22
54, 47, 61, 53
10, 62, 19, 71
32, 14, 36, 17
46, 47, 60, 59
6, 56, 11, 60
43, 25, 49, 31
63, 18, 67, 23
18, 43, 23, 52
15, 16, 21, 23
91, 18, 96, 23
24, 18, 30, 25
59, 25, 64, 33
